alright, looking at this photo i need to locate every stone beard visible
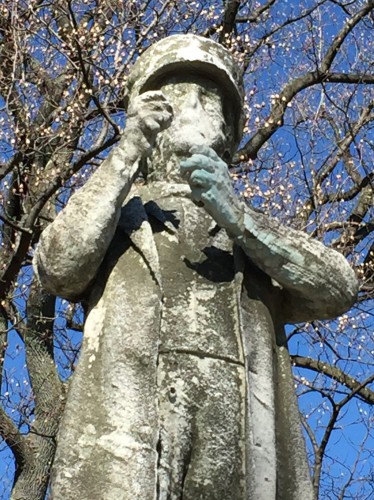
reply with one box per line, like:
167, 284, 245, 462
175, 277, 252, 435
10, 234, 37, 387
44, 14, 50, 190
33, 35, 357, 500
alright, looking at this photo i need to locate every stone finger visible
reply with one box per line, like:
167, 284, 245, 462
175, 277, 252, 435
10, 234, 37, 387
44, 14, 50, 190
158, 110, 174, 128
146, 110, 173, 127
139, 90, 169, 102
180, 155, 216, 177
146, 100, 174, 116
190, 186, 203, 203
189, 169, 214, 189
189, 145, 222, 162
143, 117, 161, 133
128, 91, 169, 116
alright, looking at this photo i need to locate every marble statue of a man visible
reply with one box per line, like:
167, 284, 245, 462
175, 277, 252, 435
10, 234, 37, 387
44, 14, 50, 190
34, 35, 358, 500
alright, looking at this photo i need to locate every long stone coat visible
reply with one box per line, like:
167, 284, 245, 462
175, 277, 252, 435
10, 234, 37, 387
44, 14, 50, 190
35, 180, 316, 500
34, 141, 357, 499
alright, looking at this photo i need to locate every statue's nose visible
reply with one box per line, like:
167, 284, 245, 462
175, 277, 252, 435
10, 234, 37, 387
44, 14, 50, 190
179, 92, 207, 133
179, 90, 204, 123
185, 90, 201, 109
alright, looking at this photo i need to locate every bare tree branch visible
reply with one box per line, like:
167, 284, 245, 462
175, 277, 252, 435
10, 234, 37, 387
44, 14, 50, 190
0, 406, 32, 475
320, 1, 373, 72
320, 173, 374, 205
11, 282, 66, 499
235, 0, 374, 161
324, 72, 374, 84
316, 101, 373, 184
291, 355, 374, 404
235, 0, 276, 23
0, 215, 32, 235
0, 153, 22, 182
219, 0, 241, 42
312, 396, 339, 497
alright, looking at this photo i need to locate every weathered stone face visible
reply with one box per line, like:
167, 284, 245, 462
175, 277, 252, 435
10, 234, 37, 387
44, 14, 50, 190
146, 75, 236, 182
125, 34, 245, 148
159, 77, 229, 154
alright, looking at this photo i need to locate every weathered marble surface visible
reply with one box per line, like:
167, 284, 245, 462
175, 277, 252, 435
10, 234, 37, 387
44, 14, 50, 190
34, 35, 358, 500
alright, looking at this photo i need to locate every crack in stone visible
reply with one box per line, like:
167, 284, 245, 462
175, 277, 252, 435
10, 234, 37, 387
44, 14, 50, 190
156, 430, 162, 500
158, 348, 244, 366
180, 444, 192, 500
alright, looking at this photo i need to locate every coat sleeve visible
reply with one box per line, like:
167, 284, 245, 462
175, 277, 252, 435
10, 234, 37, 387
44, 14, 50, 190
234, 207, 359, 322
33, 137, 141, 301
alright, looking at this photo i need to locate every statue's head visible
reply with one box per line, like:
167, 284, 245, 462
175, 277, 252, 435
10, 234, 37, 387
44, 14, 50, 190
126, 35, 244, 180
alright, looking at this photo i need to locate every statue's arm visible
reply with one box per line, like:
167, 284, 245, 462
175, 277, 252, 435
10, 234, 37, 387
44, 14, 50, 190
234, 207, 358, 322
181, 147, 358, 322
34, 92, 173, 300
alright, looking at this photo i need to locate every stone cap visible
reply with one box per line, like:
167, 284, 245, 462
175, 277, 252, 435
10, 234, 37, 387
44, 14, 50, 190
125, 35, 245, 145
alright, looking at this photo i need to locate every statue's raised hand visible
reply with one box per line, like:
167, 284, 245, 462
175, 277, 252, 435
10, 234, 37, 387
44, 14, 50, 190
124, 91, 174, 160
180, 146, 243, 237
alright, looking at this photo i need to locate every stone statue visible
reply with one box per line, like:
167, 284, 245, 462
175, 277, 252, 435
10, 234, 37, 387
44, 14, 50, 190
33, 35, 358, 499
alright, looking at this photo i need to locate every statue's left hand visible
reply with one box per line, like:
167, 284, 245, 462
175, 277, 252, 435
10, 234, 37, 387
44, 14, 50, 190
180, 146, 243, 236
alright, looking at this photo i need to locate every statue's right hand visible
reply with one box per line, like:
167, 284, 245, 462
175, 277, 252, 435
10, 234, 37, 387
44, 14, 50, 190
125, 91, 174, 157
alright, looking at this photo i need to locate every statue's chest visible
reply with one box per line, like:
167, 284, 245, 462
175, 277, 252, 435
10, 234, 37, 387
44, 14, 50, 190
146, 194, 243, 361
106, 186, 243, 360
